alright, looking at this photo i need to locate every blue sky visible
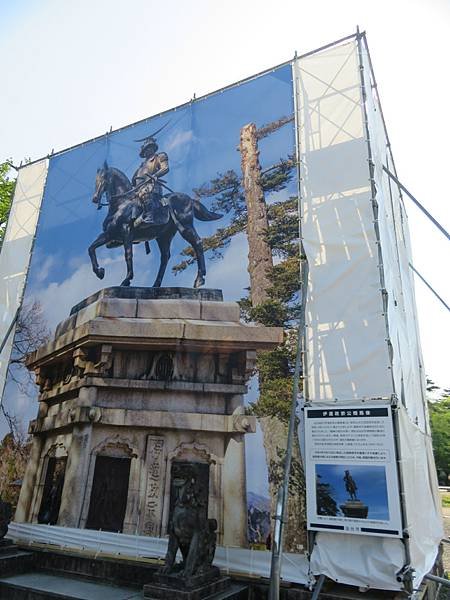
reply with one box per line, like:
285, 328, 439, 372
0, 1, 39, 33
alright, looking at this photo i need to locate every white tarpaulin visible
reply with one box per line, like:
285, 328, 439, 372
294, 40, 393, 403
0, 160, 48, 402
360, 47, 429, 432
397, 405, 444, 588
360, 42, 444, 585
7, 522, 310, 584
295, 35, 443, 592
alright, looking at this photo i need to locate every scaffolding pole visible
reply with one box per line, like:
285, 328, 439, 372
382, 165, 450, 242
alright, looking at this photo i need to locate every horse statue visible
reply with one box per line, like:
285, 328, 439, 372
88, 162, 222, 288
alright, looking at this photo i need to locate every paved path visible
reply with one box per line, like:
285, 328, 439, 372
442, 507, 450, 571
0, 571, 142, 599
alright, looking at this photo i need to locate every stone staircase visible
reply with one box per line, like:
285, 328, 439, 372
0, 542, 144, 599
0, 539, 34, 579
0, 543, 419, 600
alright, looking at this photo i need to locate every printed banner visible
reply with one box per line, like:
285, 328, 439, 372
1, 61, 304, 552
305, 405, 402, 537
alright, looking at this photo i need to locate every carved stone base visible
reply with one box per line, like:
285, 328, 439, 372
340, 500, 369, 519
144, 567, 231, 600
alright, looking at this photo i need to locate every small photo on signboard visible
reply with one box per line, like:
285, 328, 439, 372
304, 404, 402, 537
315, 464, 389, 521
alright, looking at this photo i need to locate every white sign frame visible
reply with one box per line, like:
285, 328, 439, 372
304, 404, 402, 538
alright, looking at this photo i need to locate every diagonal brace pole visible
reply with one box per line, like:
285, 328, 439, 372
382, 165, 450, 242
409, 263, 450, 313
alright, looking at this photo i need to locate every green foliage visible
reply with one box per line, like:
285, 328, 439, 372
240, 298, 290, 328
172, 160, 298, 277
172, 214, 247, 274
429, 396, 450, 485
172, 169, 247, 273
249, 377, 293, 422
257, 345, 294, 383
173, 125, 302, 427
316, 477, 338, 516
261, 158, 294, 193
0, 161, 16, 248
268, 447, 305, 496
266, 198, 299, 257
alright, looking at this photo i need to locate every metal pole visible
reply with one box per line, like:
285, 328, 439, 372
424, 573, 450, 588
268, 328, 303, 600
409, 263, 450, 313
356, 29, 414, 595
382, 165, 450, 242
0, 308, 19, 356
311, 574, 326, 600
268, 50, 314, 597
268, 488, 283, 600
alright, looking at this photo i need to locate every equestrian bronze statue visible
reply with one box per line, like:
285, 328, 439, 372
88, 129, 222, 288
344, 470, 358, 501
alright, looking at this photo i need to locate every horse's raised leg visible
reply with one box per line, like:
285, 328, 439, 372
152, 229, 176, 287
120, 226, 134, 287
88, 232, 107, 279
179, 226, 206, 288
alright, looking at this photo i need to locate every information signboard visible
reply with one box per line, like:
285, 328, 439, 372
305, 405, 402, 537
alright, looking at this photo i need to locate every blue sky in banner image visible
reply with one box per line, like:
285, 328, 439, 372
316, 464, 390, 521
22, 63, 296, 333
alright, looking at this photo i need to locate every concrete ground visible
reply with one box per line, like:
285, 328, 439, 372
438, 506, 450, 600
0, 572, 142, 599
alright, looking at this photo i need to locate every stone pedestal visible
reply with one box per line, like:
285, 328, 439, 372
16, 287, 283, 548
340, 500, 369, 519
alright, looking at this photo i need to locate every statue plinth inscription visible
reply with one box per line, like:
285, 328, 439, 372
143, 436, 166, 537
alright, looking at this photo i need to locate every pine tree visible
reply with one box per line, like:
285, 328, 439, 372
172, 115, 306, 550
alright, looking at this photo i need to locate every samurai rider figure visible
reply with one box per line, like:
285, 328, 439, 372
132, 124, 170, 227
344, 470, 358, 501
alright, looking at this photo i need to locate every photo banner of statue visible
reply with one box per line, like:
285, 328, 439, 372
304, 405, 402, 537
1, 63, 306, 553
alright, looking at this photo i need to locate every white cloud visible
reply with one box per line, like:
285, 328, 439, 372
206, 233, 250, 301
166, 130, 194, 152
29, 254, 125, 332
34, 255, 55, 284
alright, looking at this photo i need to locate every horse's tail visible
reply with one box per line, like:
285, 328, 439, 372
193, 199, 222, 221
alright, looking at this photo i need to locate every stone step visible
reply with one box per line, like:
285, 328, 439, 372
0, 550, 34, 578
144, 583, 248, 600
0, 571, 143, 599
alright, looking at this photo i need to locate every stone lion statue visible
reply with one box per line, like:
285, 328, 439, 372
161, 466, 217, 578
